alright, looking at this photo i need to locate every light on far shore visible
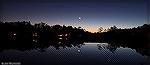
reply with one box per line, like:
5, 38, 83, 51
13, 33, 16, 36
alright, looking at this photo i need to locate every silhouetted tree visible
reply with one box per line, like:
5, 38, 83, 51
110, 25, 117, 31
98, 27, 103, 33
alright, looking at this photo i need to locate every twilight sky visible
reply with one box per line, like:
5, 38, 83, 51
0, 0, 149, 32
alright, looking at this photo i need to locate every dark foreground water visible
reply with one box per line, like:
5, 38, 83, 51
0, 43, 150, 65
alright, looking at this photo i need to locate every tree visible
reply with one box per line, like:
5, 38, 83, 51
110, 25, 117, 31
98, 27, 103, 33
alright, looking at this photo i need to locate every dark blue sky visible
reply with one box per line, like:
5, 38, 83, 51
0, 0, 149, 32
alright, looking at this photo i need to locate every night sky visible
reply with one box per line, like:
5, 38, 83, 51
0, 0, 149, 32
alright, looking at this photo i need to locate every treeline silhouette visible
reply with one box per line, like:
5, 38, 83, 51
0, 21, 149, 43
0, 21, 89, 52
0, 21, 150, 45
0, 21, 149, 56
0, 21, 87, 41
100, 24, 150, 44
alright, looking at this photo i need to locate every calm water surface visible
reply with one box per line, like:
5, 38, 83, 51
0, 43, 149, 65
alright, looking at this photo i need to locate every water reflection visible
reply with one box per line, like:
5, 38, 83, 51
97, 43, 117, 53
0, 38, 150, 56
97, 43, 150, 56
0, 38, 150, 65
96, 43, 150, 65
0, 39, 84, 52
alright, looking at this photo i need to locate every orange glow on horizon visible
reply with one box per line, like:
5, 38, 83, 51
85, 27, 98, 33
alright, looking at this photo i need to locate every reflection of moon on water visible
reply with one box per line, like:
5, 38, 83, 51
78, 49, 80, 53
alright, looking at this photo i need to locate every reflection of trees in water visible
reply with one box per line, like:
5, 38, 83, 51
0, 38, 84, 52
140, 55, 150, 65
97, 42, 150, 56
97, 43, 108, 50
137, 48, 150, 65
106, 44, 117, 53
97, 43, 117, 53
136, 48, 150, 56
97, 43, 150, 65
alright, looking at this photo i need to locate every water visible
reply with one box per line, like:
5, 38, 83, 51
0, 43, 149, 65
